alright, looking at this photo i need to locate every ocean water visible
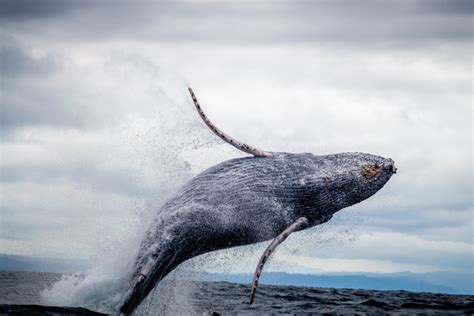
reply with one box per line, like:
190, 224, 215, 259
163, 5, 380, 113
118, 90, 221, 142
1, 271, 473, 315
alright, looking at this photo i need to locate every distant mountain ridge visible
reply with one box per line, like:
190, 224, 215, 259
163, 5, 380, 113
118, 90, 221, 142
0, 254, 471, 295
203, 271, 473, 295
0, 254, 88, 274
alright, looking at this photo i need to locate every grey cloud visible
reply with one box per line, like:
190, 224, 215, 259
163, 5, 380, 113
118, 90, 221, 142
1, 82, 84, 134
305, 239, 473, 272
420, 0, 474, 14
361, 207, 473, 241
1, 1, 471, 46
0, 0, 81, 20
0, 156, 190, 198
0, 36, 59, 76
0, 206, 65, 240
0, 37, 80, 134
0, 41, 147, 135
292, 220, 473, 272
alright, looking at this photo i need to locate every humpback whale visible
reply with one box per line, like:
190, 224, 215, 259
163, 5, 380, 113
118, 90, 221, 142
118, 88, 396, 314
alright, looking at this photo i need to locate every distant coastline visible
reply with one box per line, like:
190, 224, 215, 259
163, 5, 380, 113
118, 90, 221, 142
203, 271, 472, 295
1, 253, 471, 295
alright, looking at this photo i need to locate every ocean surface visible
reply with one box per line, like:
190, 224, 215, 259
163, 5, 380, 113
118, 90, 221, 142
1, 271, 473, 315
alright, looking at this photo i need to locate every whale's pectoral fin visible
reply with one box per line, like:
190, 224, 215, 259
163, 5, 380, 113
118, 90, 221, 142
249, 217, 310, 304
188, 87, 272, 157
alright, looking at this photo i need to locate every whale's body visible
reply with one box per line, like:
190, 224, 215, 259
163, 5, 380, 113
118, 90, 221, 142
119, 152, 396, 314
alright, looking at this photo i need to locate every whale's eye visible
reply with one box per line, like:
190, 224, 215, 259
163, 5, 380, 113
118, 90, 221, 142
360, 164, 381, 180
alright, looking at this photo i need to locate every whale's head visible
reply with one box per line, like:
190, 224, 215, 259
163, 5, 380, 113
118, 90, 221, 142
275, 152, 396, 224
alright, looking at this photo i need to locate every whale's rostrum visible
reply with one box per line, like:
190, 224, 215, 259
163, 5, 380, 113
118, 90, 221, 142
118, 88, 396, 314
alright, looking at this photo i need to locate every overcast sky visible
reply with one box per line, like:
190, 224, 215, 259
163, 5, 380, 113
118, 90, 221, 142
0, 0, 472, 278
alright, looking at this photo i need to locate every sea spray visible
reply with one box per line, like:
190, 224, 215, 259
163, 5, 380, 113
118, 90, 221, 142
39, 68, 226, 313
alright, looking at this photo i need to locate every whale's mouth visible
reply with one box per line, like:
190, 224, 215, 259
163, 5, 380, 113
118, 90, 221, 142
387, 162, 397, 174
381, 157, 397, 174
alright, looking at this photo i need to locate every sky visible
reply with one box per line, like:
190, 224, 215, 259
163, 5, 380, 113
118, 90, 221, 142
0, 0, 472, 279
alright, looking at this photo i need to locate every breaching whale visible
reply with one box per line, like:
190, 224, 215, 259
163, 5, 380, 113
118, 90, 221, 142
118, 88, 396, 314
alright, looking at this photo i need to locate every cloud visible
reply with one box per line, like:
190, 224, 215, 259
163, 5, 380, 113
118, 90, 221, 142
1, 1, 471, 46
193, 227, 473, 275
271, 255, 444, 274
0, 37, 85, 134
0, 0, 80, 20
0, 36, 60, 76
0, 1, 472, 279
1, 41, 201, 136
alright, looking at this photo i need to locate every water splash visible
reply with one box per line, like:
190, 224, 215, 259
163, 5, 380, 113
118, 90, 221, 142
40, 67, 225, 313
